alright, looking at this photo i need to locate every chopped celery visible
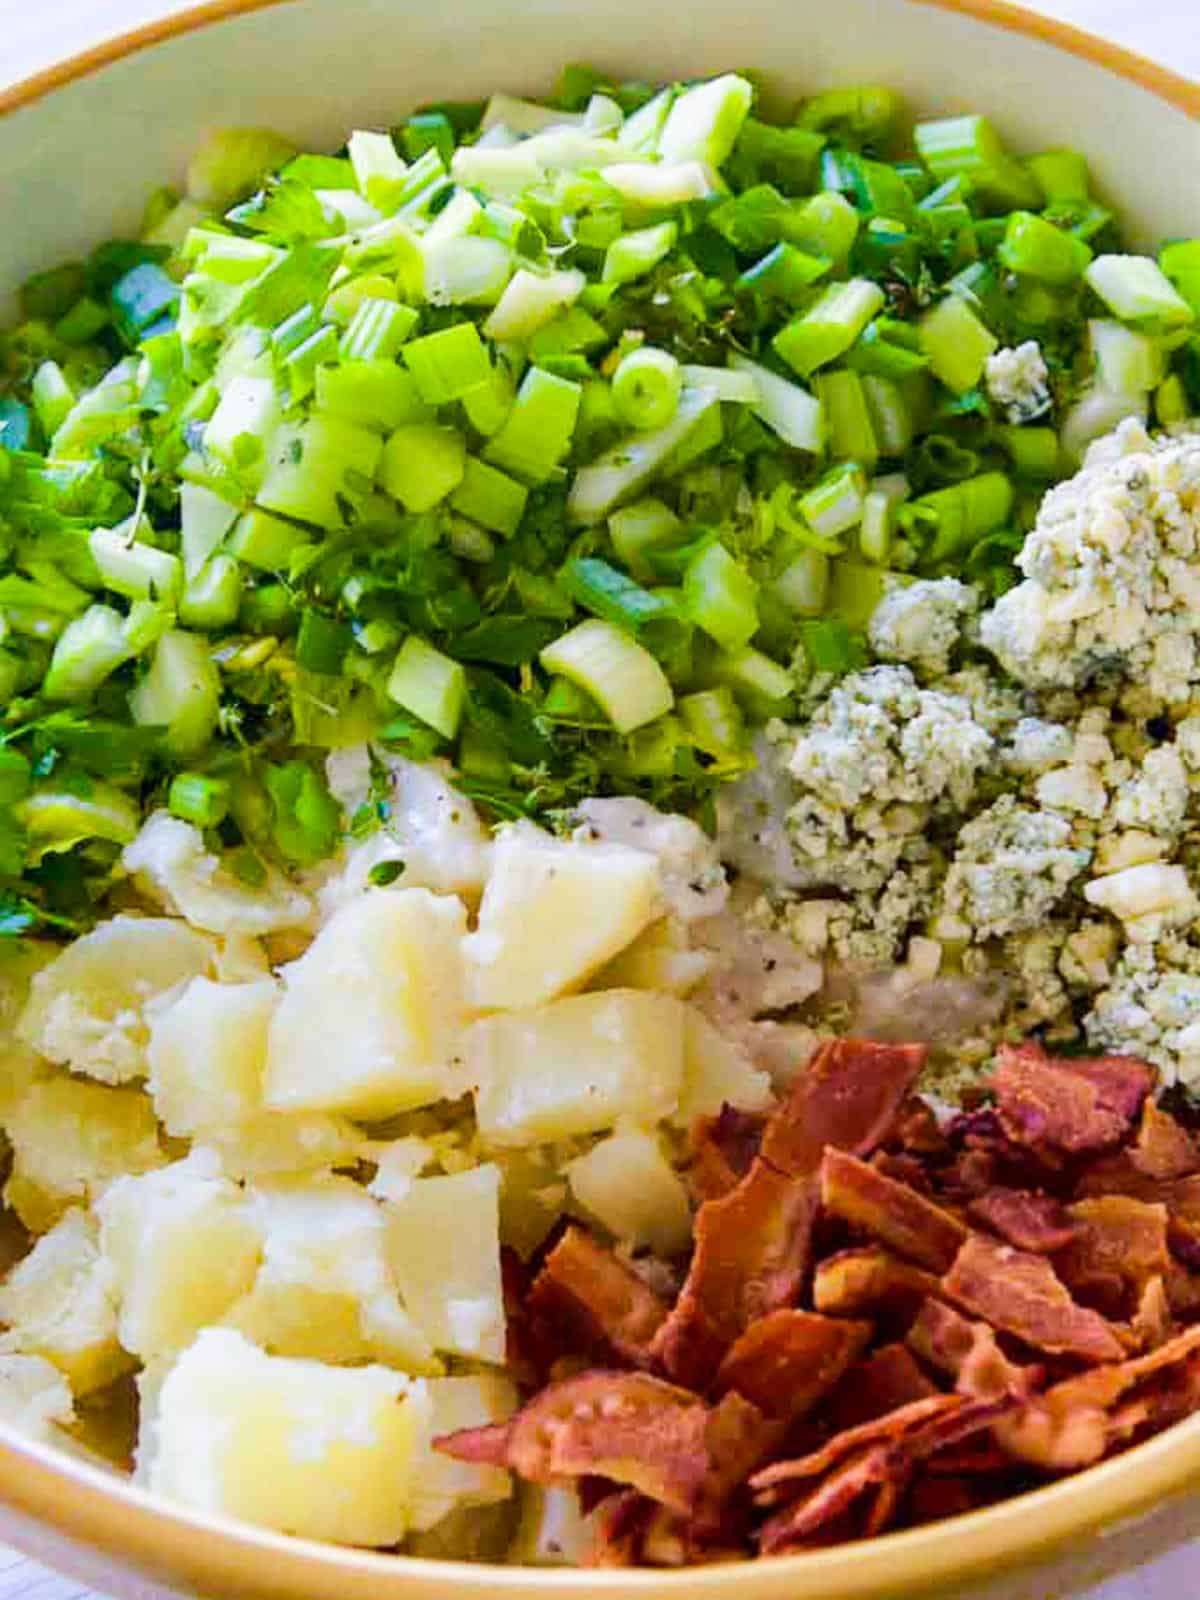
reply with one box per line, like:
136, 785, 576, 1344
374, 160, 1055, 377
903, 471, 1014, 564
682, 542, 758, 650
1085, 255, 1195, 330
339, 298, 419, 361
914, 115, 1039, 210
257, 414, 382, 529
423, 235, 513, 305
203, 374, 281, 492
315, 360, 431, 431
609, 498, 684, 578
657, 73, 753, 167
680, 686, 746, 758
186, 127, 298, 208
483, 367, 582, 484
89, 528, 183, 607
380, 422, 466, 512
773, 279, 886, 378
228, 508, 309, 570
403, 323, 492, 404
129, 630, 221, 755
30, 361, 74, 436
483, 268, 586, 341
773, 547, 830, 616
603, 222, 678, 285
347, 129, 409, 211
812, 370, 878, 469
43, 605, 132, 700
919, 295, 998, 393
179, 554, 242, 629
386, 636, 466, 739
180, 481, 240, 579
450, 457, 528, 536
728, 354, 824, 451
1088, 320, 1165, 394
168, 771, 231, 828
18, 782, 140, 855
858, 489, 894, 563
540, 619, 673, 733
800, 464, 867, 541
712, 646, 793, 712
998, 212, 1093, 285
568, 388, 721, 523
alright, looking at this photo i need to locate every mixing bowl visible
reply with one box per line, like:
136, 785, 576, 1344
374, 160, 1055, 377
0, 2, 1198, 1595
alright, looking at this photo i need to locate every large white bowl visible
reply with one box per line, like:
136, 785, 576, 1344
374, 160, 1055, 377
0, 3, 1198, 1597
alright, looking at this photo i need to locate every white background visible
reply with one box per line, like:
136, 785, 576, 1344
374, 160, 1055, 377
0, 1, 1196, 1597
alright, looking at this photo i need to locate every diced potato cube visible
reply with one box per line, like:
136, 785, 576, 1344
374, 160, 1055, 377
463, 822, 661, 1010
509, 1484, 593, 1566
225, 1174, 436, 1374
594, 916, 714, 997
265, 888, 467, 1119
0, 1208, 127, 1395
18, 915, 214, 1085
409, 1373, 518, 1532
492, 1148, 567, 1260
0, 1353, 74, 1446
148, 976, 277, 1136
385, 1166, 504, 1363
146, 1328, 431, 1546
463, 989, 685, 1145
97, 1153, 261, 1361
197, 1112, 361, 1181
5, 1076, 164, 1234
123, 812, 312, 936
672, 1008, 774, 1128
566, 1127, 692, 1255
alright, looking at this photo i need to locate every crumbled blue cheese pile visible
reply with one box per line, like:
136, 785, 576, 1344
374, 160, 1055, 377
720, 420, 1200, 1091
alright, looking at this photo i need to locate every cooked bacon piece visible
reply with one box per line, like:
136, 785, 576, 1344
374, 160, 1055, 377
439, 1370, 712, 1515
1132, 1276, 1175, 1351
757, 1445, 892, 1553
688, 1107, 766, 1202
826, 1343, 940, 1430
751, 1395, 961, 1506
653, 1161, 819, 1390
992, 1043, 1153, 1158
906, 1298, 1034, 1401
966, 1187, 1077, 1254
1132, 1100, 1200, 1181
1055, 1196, 1170, 1316
714, 1310, 871, 1425
812, 1246, 939, 1318
760, 1039, 927, 1178
820, 1148, 968, 1273
588, 1490, 654, 1567
892, 1096, 948, 1155
907, 1475, 982, 1524
528, 1226, 668, 1368
942, 1234, 1124, 1364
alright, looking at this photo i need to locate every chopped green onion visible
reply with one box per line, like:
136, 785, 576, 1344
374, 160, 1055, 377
772, 279, 886, 379
386, 635, 466, 739
737, 241, 830, 302
903, 470, 1014, 564
997, 426, 1060, 479
561, 557, 673, 632
539, 618, 673, 734
682, 542, 758, 650
611, 346, 681, 432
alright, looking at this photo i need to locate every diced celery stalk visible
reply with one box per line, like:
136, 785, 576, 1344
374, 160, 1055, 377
602, 162, 717, 208
386, 636, 466, 739
773, 548, 830, 616
602, 222, 677, 286
123, 601, 174, 653
657, 73, 753, 167
1060, 387, 1148, 465
179, 553, 242, 629
911, 472, 1015, 564
998, 212, 1093, 286
449, 457, 528, 536
316, 361, 431, 432
540, 619, 673, 734
284, 325, 339, 402
347, 129, 409, 211
772, 280, 886, 379
919, 295, 999, 393
1084, 255, 1195, 329
481, 92, 579, 134
18, 781, 140, 853
143, 196, 210, 250
30, 361, 73, 436
1156, 374, 1189, 427
617, 86, 674, 153
860, 374, 913, 459
568, 388, 722, 523
51, 371, 139, 457
421, 188, 483, 249
423, 235, 513, 306
683, 542, 759, 650
449, 520, 497, 564
43, 605, 131, 700
129, 629, 221, 755
461, 365, 514, 437
379, 423, 466, 512
482, 268, 586, 341
712, 647, 793, 710
402, 323, 492, 404
483, 367, 582, 484
339, 298, 419, 361
791, 192, 860, 263
181, 481, 240, 580
812, 370, 878, 469
914, 115, 1040, 210
449, 145, 544, 200
727, 353, 824, 452
998, 426, 1060, 478
323, 274, 398, 327
89, 527, 183, 607
257, 415, 383, 529
679, 365, 760, 405
203, 375, 281, 492
858, 490, 894, 564
185, 127, 297, 208
609, 499, 684, 579
197, 235, 281, 284
1027, 148, 1090, 202
228, 508, 308, 570
801, 465, 867, 540
680, 686, 745, 757
168, 772, 231, 828
829, 559, 890, 627
1088, 320, 1165, 394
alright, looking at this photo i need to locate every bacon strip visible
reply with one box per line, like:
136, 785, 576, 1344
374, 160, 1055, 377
943, 1234, 1124, 1364
715, 1310, 871, 1424
813, 1245, 939, 1318
688, 1107, 766, 1202
761, 1039, 927, 1177
528, 1226, 668, 1367
1132, 1100, 1200, 1181
966, 1187, 1077, 1254
757, 1445, 891, 1553
826, 1343, 940, 1430
992, 1043, 1153, 1157
1056, 1196, 1170, 1316
820, 1148, 968, 1273
906, 1298, 1034, 1401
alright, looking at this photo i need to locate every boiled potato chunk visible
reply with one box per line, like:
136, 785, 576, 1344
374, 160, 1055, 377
384, 1166, 504, 1364
18, 915, 213, 1085
0, 1353, 74, 1446
225, 1174, 436, 1374
197, 1111, 361, 1181
265, 888, 467, 1119
97, 1154, 261, 1361
673, 1008, 774, 1128
594, 916, 714, 996
123, 812, 312, 936
463, 822, 661, 1010
566, 1127, 692, 1255
0, 942, 55, 1121
5, 1076, 164, 1234
464, 989, 685, 1144
509, 1484, 593, 1566
146, 1328, 431, 1546
149, 976, 277, 1136
0, 1208, 127, 1396
409, 1373, 518, 1533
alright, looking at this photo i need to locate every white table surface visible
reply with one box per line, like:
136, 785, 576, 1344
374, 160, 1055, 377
0, 1, 1197, 1596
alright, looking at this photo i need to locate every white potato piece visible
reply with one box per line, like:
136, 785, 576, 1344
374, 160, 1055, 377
509, 1484, 594, 1566
123, 811, 312, 936
0, 1208, 127, 1396
0, 942, 55, 1123
463, 822, 662, 1010
672, 1008, 774, 1128
566, 1127, 692, 1255
225, 1174, 436, 1374
595, 917, 714, 996
571, 796, 729, 922
146, 1328, 431, 1546
384, 1166, 504, 1364
97, 1154, 261, 1362
265, 888, 467, 1119
0, 1353, 74, 1446
197, 1112, 361, 1181
4, 1076, 163, 1234
148, 976, 277, 1136
409, 1373, 518, 1532
463, 989, 685, 1145
17, 915, 213, 1085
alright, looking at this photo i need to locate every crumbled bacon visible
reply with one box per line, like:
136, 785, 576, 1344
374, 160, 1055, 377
435, 1036, 1200, 1567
